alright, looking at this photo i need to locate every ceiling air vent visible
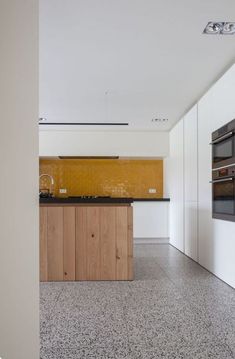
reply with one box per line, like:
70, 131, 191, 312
151, 118, 168, 123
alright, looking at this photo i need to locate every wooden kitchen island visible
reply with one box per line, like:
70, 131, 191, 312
40, 198, 133, 281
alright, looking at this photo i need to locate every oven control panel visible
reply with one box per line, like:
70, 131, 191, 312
212, 118, 235, 141
213, 165, 235, 180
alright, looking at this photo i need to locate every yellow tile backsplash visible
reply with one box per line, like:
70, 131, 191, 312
39, 159, 163, 198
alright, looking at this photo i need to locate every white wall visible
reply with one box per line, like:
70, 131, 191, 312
0, 1, 39, 359
39, 130, 169, 157
167, 64, 235, 288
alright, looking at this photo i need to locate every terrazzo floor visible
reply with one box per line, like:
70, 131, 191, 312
40, 244, 235, 359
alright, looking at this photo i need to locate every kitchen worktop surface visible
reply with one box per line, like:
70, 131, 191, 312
39, 196, 134, 204
133, 198, 170, 201
39, 197, 170, 204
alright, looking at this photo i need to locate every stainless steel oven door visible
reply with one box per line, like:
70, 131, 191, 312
212, 132, 235, 169
212, 177, 235, 221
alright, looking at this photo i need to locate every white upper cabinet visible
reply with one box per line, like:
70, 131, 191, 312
184, 105, 198, 202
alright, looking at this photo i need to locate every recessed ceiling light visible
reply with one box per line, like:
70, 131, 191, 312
203, 22, 235, 35
39, 117, 47, 122
203, 22, 223, 34
221, 22, 235, 35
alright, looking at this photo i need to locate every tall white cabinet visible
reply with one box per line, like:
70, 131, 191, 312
167, 64, 235, 288
184, 105, 198, 261
168, 119, 184, 252
198, 65, 235, 287
166, 105, 198, 260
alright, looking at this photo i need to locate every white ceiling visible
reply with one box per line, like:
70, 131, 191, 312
39, 0, 235, 131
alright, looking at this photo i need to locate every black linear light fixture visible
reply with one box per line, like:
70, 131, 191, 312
203, 22, 235, 35
39, 118, 129, 126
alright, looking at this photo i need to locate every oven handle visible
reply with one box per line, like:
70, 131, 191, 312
210, 177, 234, 183
210, 131, 234, 145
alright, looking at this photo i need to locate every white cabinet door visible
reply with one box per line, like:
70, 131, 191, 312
184, 104, 198, 260
133, 202, 169, 238
184, 105, 198, 202
184, 201, 198, 261
169, 119, 184, 252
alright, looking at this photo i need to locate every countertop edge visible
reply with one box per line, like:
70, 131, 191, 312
39, 197, 170, 204
39, 198, 133, 205
133, 198, 170, 202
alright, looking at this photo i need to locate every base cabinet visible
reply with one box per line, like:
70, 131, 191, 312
40, 205, 133, 281
40, 207, 75, 281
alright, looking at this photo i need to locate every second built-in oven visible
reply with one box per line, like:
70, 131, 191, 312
212, 119, 235, 169
212, 165, 235, 221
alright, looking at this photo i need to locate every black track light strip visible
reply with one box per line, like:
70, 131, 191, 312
39, 122, 129, 126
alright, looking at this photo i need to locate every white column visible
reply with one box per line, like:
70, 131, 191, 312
0, 1, 39, 358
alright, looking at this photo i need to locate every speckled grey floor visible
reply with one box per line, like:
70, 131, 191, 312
40, 244, 235, 359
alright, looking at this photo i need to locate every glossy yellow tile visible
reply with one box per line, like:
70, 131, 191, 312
39, 159, 163, 198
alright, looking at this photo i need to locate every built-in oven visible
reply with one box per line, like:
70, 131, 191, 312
212, 165, 235, 222
211, 119, 235, 169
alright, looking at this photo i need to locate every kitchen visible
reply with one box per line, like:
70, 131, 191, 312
39, 157, 169, 281
1, 1, 235, 359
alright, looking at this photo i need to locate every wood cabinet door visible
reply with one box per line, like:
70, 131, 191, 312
76, 207, 101, 280
75, 206, 133, 281
86, 207, 100, 280
100, 207, 116, 280
127, 206, 133, 280
40, 207, 48, 281
75, 207, 87, 280
47, 207, 64, 281
63, 207, 76, 281
116, 207, 128, 280
116, 206, 133, 280
40, 206, 76, 282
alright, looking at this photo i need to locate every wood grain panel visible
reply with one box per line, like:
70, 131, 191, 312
40, 207, 48, 281
63, 207, 76, 280
75, 207, 87, 280
47, 207, 64, 281
86, 207, 100, 280
127, 206, 133, 280
116, 207, 128, 280
100, 207, 116, 280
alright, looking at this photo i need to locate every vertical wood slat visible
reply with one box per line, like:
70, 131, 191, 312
100, 207, 116, 280
63, 207, 76, 281
40, 207, 48, 281
47, 207, 64, 281
76, 207, 87, 280
116, 207, 128, 280
127, 206, 133, 280
86, 207, 100, 280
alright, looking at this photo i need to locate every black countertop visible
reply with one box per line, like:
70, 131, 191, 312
39, 197, 170, 204
133, 198, 170, 202
40, 197, 134, 204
